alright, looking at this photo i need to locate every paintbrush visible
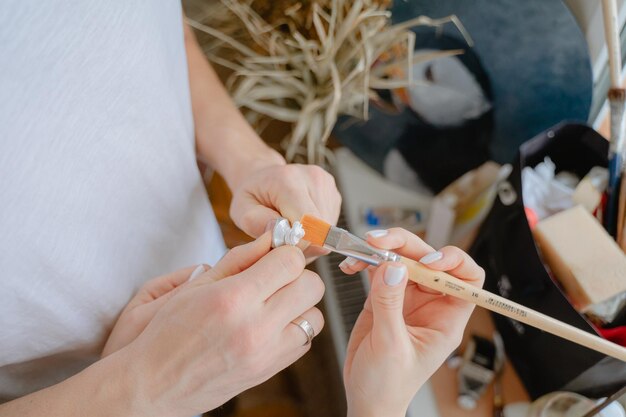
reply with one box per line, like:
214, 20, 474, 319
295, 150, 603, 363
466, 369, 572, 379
300, 215, 626, 362
602, 0, 626, 237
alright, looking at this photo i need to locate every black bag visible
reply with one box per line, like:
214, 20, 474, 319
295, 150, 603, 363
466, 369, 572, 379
470, 122, 626, 399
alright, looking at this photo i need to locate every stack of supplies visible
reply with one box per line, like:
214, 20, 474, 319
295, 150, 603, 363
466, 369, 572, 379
523, 159, 626, 345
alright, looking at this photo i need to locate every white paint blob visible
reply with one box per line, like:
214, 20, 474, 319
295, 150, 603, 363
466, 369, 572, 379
271, 218, 305, 247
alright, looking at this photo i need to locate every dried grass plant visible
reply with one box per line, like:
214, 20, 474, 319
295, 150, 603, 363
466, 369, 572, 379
186, 0, 471, 165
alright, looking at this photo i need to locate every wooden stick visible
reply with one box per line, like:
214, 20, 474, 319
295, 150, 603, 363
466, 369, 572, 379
602, 0, 622, 88
603, 0, 626, 236
401, 258, 626, 362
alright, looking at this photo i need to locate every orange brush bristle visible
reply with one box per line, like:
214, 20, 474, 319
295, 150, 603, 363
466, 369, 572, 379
300, 215, 331, 246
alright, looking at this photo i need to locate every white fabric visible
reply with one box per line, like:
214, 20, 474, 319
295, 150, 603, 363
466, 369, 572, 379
406, 50, 491, 127
0, 0, 226, 400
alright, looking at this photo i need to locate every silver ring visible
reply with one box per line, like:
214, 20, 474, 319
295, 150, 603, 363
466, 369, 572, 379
291, 318, 315, 346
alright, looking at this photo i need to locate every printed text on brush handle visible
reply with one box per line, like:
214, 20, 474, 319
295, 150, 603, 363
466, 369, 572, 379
405, 261, 626, 362
426, 273, 529, 320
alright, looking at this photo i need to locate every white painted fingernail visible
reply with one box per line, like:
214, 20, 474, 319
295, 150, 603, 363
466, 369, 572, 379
344, 257, 359, 266
339, 257, 359, 269
366, 229, 388, 238
188, 264, 207, 282
384, 265, 406, 286
419, 251, 443, 265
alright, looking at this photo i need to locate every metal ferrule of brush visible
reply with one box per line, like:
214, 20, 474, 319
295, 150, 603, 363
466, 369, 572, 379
325, 227, 401, 266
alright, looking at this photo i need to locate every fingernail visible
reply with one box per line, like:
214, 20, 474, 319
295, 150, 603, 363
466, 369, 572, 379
419, 251, 443, 265
366, 229, 388, 238
339, 257, 359, 269
188, 264, 207, 282
384, 265, 406, 286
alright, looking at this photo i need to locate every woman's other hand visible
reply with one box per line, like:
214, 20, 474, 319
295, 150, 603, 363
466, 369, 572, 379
341, 228, 484, 417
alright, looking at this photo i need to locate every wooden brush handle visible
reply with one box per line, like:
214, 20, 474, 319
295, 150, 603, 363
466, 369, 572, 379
402, 258, 626, 362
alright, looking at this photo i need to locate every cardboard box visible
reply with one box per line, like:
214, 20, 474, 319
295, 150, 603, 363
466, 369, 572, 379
533, 205, 626, 311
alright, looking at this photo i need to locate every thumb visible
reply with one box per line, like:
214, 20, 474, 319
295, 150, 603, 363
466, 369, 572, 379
370, 262, 409, 343
190, 232, 273, 286
127, 265, 201, 308
231, 195, 282, 238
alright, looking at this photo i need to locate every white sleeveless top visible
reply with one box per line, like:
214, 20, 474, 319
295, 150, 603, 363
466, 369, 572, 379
0, 0, 226, 400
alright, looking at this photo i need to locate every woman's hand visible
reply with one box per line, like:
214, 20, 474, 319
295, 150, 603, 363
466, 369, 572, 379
102, 264, 208, 357
229, 163, 341, 240
102, 231, 309, 358
340, 228, 484, 417
105, 233, 325, 416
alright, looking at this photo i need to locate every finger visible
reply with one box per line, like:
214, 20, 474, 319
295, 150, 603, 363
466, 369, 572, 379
281, 307, 325, 349
233, 245, 306, 300
140, 264, 211, 311
365, 228, 436, 261
369, 262, 410, 343
303, 166, 342, 225
265, 269, 325, 323
405, 291, 476, 346
407, 246, 484, 330
339, 229, 433, 275
272, 165, 336, 226
415, 283, 445, 295
363, 229, 455, 295
338, 256, 369, 275
188, 264, 210, 282
369, 271, 445, 317
115, 265, 209, 347
274, 189, 322, 227
232, 195, 283, 238
129, 265, 203, 307
302, 245, 329, 263
260, 331, 316, 386
419, 246, 485, 287
189, 233, 273, 287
